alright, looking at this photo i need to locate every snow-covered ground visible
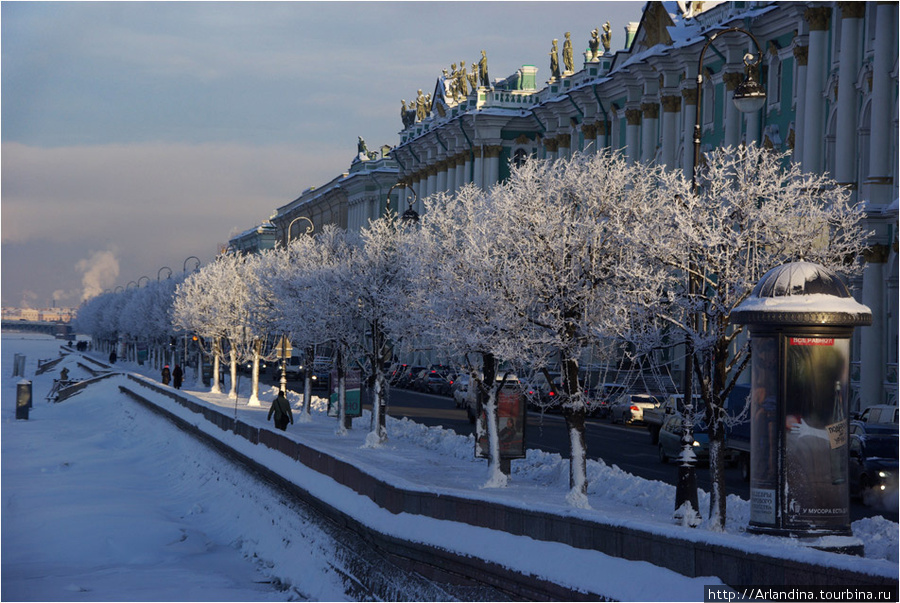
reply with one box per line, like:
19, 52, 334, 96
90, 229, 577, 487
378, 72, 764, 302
3, 333, 898, 601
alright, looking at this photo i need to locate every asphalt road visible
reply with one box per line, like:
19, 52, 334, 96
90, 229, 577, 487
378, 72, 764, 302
267, 370, 895, 523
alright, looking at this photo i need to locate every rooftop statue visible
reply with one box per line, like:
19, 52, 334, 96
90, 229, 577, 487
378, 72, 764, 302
479, 50, 489, 87
468, 62, 478, 90
416, 89, 427, 121
563, 32, 574, 73
457, 59, 468, 98
549, 39, 561, 80
589, 28, 601, 61
601, 21, 612, 53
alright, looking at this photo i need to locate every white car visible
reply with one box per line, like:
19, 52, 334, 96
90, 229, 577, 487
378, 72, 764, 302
609, 393, 659, 424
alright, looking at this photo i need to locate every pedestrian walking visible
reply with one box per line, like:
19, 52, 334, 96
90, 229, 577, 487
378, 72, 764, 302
267, 390, 293, 431
172, 364, 183, 389
109, 350, 117, 364
161, 365, 171, 386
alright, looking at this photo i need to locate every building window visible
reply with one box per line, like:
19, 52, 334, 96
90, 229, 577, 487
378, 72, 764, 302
513, 148, 528, 168
767, 55, 782, 110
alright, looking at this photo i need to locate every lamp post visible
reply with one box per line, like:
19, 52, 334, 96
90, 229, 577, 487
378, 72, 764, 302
676, 26, 766, 525
137, 276, 150, 288
387, 182, 420, 224
158, 266, 172, 281
183, 256, 200, 274
284, 216, 314, 246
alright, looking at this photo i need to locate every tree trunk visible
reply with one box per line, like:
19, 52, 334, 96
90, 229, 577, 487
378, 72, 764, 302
300, 346, 313, 421
248, 338, 261, 406
210, 338, 222, 394
561, 354, 588, 506
480, 352, 507, 487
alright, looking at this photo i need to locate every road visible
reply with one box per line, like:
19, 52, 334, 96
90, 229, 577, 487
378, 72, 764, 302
268, 371, 895, 523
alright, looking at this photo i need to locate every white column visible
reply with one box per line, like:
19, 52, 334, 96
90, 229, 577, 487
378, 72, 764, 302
458, 154, 469, 189
723, 72, 743, 148
867, 1, 898, 204
660, 95, 680, 169
484, 145, 501, 188
625, 108, 641, 164
792, 44, 808, 165
834, 4, 864, 185
641, 103, 659, 163
801, 7, 832, 173
859, 257, 886, 407
682, 88, 697, 180
473, 147, 484, 189
446, 155, 457, 196
436, 160, 448, 195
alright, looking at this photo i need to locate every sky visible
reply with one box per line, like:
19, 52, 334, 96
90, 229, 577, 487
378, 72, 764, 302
1, 1, 649, 310
4, 333, 896, 600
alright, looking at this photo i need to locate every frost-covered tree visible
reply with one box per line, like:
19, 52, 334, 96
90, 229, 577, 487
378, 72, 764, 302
356, 214, 415, 446
624, 144, 869, 529
407, 184, 528, 488
485, 153, 669, 505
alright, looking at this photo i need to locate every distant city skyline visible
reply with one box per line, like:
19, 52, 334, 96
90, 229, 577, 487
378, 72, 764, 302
1, 1, 646, 309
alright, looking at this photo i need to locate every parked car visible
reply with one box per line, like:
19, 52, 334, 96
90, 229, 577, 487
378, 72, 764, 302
609, 393, 659, 424
644, 394, 703, 445
395, 366, 426, 389
658, 414, 709, 464
285, 354, 304, 380
452, 374, 474, 408
848, 422, 898, 503
424, 370, 452, 395
856, 404, 899, 425
586, 383, 626, 418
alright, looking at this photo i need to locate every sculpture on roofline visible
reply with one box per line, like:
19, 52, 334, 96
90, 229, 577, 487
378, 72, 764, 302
468, 62, 478, 90
549, 39, 561, 80
589, 28, 601, 61
601, 21, 612, 53
457, 60, 468, 98
479, 50, 489, 87
563, 32, 574, 73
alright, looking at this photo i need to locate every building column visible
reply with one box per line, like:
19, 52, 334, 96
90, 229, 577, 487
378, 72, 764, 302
457, 153, 469, 189
660, 95, 681, 169
436, 159, 448, 196
860, 246, 890, 407
484, 145, 502, 188
834, 2, 865, 187
866, 1, 899, 204
558, 134, 571, 161
641, 102, 659, 163
681, 88, 697, 180
597, 120, 609, 152
582, 123, 598, 153
544, 138, 558, 162
722, 72, 744, 148
473, 146, 484, 189
446, 155, 457, 196
801, 6, 832, 173
625, 108, 642, 163
792, 45, 809, 165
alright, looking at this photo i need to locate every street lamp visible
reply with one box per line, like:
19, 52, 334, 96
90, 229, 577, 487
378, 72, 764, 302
387, 182, 420, 224
183, 256, 200, 274
158, 266, 172, 281
285, 216, 314, 246
676, 26, 766, 525
137, 276, 150, 288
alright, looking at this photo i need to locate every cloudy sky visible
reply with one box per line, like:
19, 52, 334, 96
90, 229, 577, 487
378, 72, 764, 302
2, 1, 646, 309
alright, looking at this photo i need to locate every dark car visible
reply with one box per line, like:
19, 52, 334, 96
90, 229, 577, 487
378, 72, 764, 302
396, 366, 427, 389
848, 421, 898, 503
424, 370, 452, 396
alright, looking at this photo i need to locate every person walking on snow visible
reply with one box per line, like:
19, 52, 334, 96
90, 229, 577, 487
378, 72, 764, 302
172, 364, 183, 389
161, 365, 171, 386
268, 390, 293, 431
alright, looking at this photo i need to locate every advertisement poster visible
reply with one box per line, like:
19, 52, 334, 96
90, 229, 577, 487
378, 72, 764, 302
750, 336, 778, 525
328, 368, 362, 418
783, 336, 850, 530
476, 387, 526, 459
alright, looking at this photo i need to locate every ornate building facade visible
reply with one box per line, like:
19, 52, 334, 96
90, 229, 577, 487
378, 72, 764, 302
232, 1, 896, 410
389, 1, 898, 410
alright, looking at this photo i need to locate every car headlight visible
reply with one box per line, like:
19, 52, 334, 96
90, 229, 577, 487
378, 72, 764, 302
692, 440, 701, 447
878, 471, 890, 479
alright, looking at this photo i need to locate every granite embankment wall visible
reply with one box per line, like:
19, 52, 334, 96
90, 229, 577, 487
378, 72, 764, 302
59, 369, 896, 599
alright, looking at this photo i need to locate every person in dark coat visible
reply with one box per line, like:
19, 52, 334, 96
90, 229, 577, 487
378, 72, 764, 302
161, 365, 171, 386
109, 350, 117, 364
172, 365, 183, 389
267, 390, 293, 431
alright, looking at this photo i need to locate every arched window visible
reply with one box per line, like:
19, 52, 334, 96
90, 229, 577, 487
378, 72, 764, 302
513, 148, 528, 168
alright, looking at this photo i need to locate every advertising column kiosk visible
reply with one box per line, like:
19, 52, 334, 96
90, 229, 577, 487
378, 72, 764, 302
731, 261, 871, 552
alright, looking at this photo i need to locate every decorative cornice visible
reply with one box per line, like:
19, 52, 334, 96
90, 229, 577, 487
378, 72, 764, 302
863, 244, 891, 264
483, 145, 503, 158
661, 95, 681, 113
804, 7, 832, 31
838, 2, 866, 20
723, 72, 744, 91
641, 103, 660, 119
